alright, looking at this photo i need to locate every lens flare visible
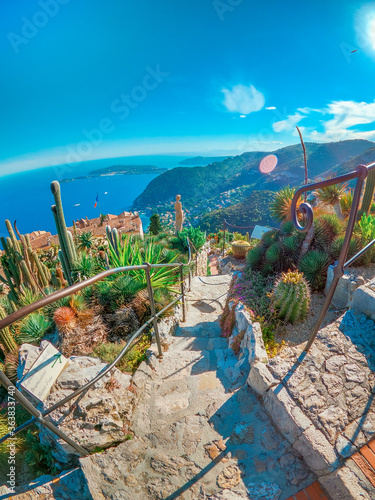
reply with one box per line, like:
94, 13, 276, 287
259, 154, 278, 174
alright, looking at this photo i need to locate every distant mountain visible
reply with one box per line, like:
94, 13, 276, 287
327, 145, 375, 176
133, 140, 375, 209
178, 156, 231, 166
90, 164, 166, 175
199, 190, 277, 233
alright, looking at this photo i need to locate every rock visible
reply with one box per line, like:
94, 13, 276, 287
246, 482, 281, 500
318, 406, 348, 443
207, 490, 249, 500
217, 465, 242, 489
319, 463, 371, 500
325, 354, 347, 373
38, 356, 134, 465
325, 265, 364, 309
248, 362, 277, 395
293, 425, 339, 475
343, 363, 366, 383
322, 373, 343, 397
352, 284, 375, 321
230, 422, 255, 445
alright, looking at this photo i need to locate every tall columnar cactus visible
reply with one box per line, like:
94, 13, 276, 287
271, 270, 311, 324
0, 305, 17, 354
51, 181, 76, 286
0, 220, 58, 300
360, 169, 375, 217
106, 226, 120, 257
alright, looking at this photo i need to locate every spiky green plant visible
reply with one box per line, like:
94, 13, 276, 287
72, 253, 101, 280
312, 214, 343, 251
298, 250, 330, 291
16, 313, 53, 345
77, 231, 95, 252
265, 242, 282, 266
315, 177, 348, 218
330, 235, 361, 261
261, 229, 279, 249
246, 245, 264, 269
271, 270, 311, 324
340, 189, 354, 219
270, 186, 302, 223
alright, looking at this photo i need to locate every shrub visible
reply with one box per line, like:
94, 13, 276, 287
53, 307, 76, 333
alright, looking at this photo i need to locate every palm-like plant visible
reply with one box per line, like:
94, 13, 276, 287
270, 186, 302, 223
72, 253, 102, 280
340, 189, 353, 219
77, 231, 95, 252
314, 177, 348, 219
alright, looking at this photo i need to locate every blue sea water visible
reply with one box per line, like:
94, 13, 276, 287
0, 155, 190, 239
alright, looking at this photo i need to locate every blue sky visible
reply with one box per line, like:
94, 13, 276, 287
1, 0, 375, 174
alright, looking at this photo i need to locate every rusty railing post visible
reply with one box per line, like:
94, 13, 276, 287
180, 264, 186, 322
144, 262, 163, 358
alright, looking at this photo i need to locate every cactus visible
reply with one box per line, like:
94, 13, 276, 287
272, 270, 311, 324
51, 181, 76, 286
0, 305, 17, 354
106, 226, 120, 257
4, 349, 19, 382
360, 169, 375, 217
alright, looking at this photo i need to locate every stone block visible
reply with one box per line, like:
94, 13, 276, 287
263, 384, 312, 444
247, 362, 277, 396
319, 463, 372, 500
325, 265, 364, 309
352, 284, 375, 321
293, 425, 339, 475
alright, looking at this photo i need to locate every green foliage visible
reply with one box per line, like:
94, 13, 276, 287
340, 189, 353, 218
272, 270, 311, 324
313, 214, 343, 250
270, 186, 300, 223
149, 213, 162, 235
92, 275, 145, 312
93, 332, 152, 374
357, 213, 375, 242
77, 231, 95, 252
331, 235, 361, 261
246, 246, 263, 269
72, 252, 102, 280
169, 226, 206, 252
314, 178, 348, 206
298, 250, 330, 291
17, 313, 53, 344
360, 170, 375, 216
200, 191, 276, 233
23, 430, 59, 477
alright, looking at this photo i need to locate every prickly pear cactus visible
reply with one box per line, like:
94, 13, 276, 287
271, 270, 311, 324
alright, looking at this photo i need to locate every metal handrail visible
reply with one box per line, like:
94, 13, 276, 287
0, 238, 196, 456
291, 162, 375, 353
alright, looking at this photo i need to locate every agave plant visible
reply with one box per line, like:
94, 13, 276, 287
298, 250, 330, 291
340, 189, 354, 219
17, 313, 53, 344
270, 186, 302, 223
314, 176, 348, 219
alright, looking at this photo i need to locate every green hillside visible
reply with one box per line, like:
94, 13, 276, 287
199, 190, 277, 233
133, 140, 375, 209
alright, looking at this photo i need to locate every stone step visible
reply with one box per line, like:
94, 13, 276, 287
175, 321, 222, 338
170, 335, 228, 352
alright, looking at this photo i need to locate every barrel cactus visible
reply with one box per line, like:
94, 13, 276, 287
271, 270, 311, 324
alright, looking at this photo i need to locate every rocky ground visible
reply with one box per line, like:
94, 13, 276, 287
79, 275, 314, 500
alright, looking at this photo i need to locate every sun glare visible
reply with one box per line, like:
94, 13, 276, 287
259, 154, 278, 174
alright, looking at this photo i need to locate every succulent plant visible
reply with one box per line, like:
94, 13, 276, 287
246, 245, 264, 269
270, 186, 302, 223
272, 270, 311, 324
4, 349, 19, 383
0, 305, 17, 354
53, 307, 77, 333
298, 250, 331, 291
17, 313, 53, 345
330, 235, 361, 262
360, 170, 375, 217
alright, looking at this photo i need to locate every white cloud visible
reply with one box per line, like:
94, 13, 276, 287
310, 100, 375, 141
266, 106, 276, 110
221, 84, 265, 115
240, 114, 246, 118
272, 112, 306, 133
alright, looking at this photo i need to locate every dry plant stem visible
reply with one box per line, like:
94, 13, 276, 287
296, 126, 308, 201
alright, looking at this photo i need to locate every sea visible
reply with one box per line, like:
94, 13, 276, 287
0, 155, 192, 240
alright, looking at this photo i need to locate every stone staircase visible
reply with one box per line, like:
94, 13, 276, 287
1, 275, 323, 500
78, 275, 315, 499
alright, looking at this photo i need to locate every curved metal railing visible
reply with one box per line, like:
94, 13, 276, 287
291, 162, 375, 353
0, 238, 196, 456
